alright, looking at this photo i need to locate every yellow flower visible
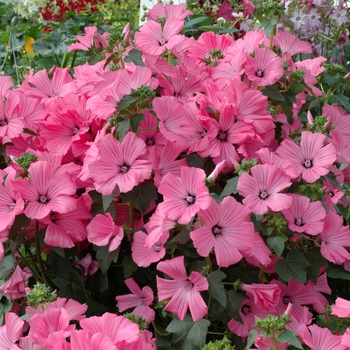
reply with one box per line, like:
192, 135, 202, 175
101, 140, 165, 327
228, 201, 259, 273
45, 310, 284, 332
24, 37, 35, 54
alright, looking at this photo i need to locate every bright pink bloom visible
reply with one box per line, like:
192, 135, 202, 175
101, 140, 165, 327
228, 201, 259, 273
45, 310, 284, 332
274, 30, 312, 59
320, 211, 350, 264
75, 253, 99, 277
237, 164, 292, 215
282, 194, 326, 235
116, 278, 155, 323
0, 168, 24, 232
245, 231, 272, 267
241, 283, 281, 312
190, 196, 254, 267
132, 230, 166, 268
276, 131, 337, 183
152, 96, 194, 149
254, 334, 288, 350
297, 324, 345, 350
147, 3, 192, 20
79, 313, 140, 346
89, 132, 152, 195
331, 297, 350, 317
12, 161, 77, 220
0, 312, 24, 350
0, 265, 31, 300
70, 330, 117, 350
228, 295, 269, 337
87, 213, 123, 252
135, 17, 185, 56
245, 48, 284, 86
158, 166, 212, 224
68, 26, 108, 51
156, 256, 208, 321
308, 273, 331, 314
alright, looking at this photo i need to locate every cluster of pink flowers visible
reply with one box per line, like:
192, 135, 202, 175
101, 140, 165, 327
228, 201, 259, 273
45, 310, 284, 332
0, 1, 350, 349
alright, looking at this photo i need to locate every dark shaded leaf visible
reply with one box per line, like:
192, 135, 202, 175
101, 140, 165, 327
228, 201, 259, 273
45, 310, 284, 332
124, 49, 145, 66
208, 270, 227, 307
122, 255, 138, 279
117, 94, 139, 113
221, 177, 239, 197
0, 254, 14, 279
130, 113, 145, 133
94, 245, 119, 274
275, 250, 310, 282
277, 329, 303, 349
9, 214, 31, 240
166, 316, 210, 350
267, 234, 288, 256
305, 247, 328, 284
262, 84, 284, 101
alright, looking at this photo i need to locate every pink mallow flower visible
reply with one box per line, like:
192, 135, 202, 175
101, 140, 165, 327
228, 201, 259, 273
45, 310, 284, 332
331, 297, 350, 318
156, 256, 208, 321
277, 131, 337, 183
158, 166, 212, 225
116, 278, 155, 323
12, 161, 77, 220
237, 163, 292, 215
282, 194, 326, 236
0, 312, 24, 350
89, 132, 152, 195
0, 265, 31, 300
241, 283, 281, 312
190, 196, 254, 267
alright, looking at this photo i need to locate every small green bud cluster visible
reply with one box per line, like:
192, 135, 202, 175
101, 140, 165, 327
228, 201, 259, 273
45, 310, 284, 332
265, 212, 288, 234
290, 70, 305, 84
14, 152, 38, 172
26, 283, 57, 308
308, 115, 333, 134
253, 1, 285, 19
324, 62, 347, 76
255, 314, 291, 337
235, 158, 259, 175
201, 336, 235, 350
298, 182, 326, 201
123, 313, 149, 330
203, 50, 224, 66
130, 85, 156, 99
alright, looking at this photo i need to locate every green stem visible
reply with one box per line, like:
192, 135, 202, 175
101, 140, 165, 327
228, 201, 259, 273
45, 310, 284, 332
152, 322, 171, 337
128, 201, 134, 243
272, 332, 280, 350
60, 53, 71, 68
35, 221, 54, 290
206, 255, 212, 274
69, 50, 77, 70
17, 249, 43, 282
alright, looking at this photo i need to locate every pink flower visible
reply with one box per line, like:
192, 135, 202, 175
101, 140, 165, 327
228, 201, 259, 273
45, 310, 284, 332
241, 283, 281, 312
116, 278, 155, 323
0, 265, 31, 300
70, 330, 118, 350
146, 3, 192, 20
135, 17, 185, 56
75, 253, 99, 277
158, 166, 212, 224
89, 132, 152, 195
237, 164, 292, 215
0, 312, 24, 350
86, 213, 123, 252
68, 26, 108, 51
190, 196, 254, 267
245, 48, 284, 86
12, 161, 77, 220
277, 131, 337, 183
156, 256, 208, 321
319, 211, 350, 264
79, 313, 140, 346
282, 194, 326, 235
331, 297, 350, 318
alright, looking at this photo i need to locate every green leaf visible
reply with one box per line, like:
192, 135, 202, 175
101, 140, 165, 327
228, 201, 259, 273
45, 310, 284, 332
267, 234, 288, 256
122, 181, 158, 213
94, 245, 119, 274
210, 193, 223, 203
280, 91, 296, 124
122, 255, 138, 279
262, 84, 284, 101
0, 254, 14, 279
277, 329, 303, 349
208, 270, 227, 307
117, 94, 139, 113
290, 81, 305, 95
246, 330, 259, 349
117, 119, 131, 142
275, 250, 310, 282
0, 297, 12, 326
130, 113, 145, 133
326, 263, 350, 280
261, 18, 277, 37
89, 190, 116, 219
221, 177, 239, 197
166, 316, 210, 350
225, 290, 247, 323
124, 49, 145, 66
305, 247, 328, 284
184, 16, 212, 30
250, 213, 264, 232
102, 194, 115, 213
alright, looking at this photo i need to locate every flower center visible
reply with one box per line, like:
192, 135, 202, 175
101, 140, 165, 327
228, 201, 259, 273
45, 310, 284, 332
217, 130, 227, 142
159, 37, 166, 46
186, 194, 196, 204
242, 306, 250, 314
147, 138, 154, 146
39, 195, 49, 204
304, 159, 312, 168
120, 164, 130, 173
212, 225, 221, 236
295, 218, 303, 226
9, 202, 16, 210
256, 70, 264, 77
73, 127, 80, 135
0, 119, 8, 126
259, 191, 268, 200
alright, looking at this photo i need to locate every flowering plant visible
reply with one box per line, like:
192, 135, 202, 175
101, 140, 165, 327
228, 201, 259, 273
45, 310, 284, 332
0, 0, 350, 349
